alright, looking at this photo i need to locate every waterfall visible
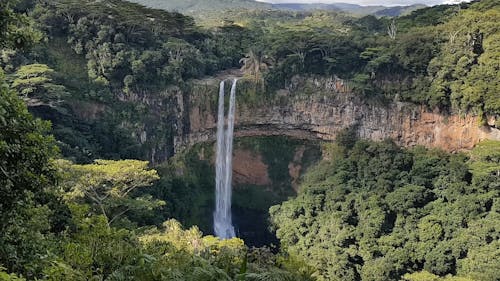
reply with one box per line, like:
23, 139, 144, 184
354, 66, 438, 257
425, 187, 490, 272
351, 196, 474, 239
214, 79, 237, 239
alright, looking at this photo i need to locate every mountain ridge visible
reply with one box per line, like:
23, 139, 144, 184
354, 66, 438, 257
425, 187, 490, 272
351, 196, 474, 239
127, 0, 427, 16
271, 2, 427, 16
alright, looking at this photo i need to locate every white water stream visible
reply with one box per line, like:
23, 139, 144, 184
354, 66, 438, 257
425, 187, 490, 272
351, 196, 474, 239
213, 79, 238, 239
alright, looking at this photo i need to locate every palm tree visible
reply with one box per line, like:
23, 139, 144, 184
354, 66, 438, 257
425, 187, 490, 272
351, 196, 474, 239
239, 48, 273, 86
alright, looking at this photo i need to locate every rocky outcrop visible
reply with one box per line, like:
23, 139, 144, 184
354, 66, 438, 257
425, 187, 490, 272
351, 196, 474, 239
174, 76, 500, 153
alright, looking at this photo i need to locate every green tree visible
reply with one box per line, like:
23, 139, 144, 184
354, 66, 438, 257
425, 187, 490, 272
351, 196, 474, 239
240, 48, 273, 86
0, 70, 58, 225
0, 0, 41, 49
402, 271, 475, 281
11, 64, 68, 107
62, 159, 163, 226
0, 267, 26, 281
468, 140, 500, 177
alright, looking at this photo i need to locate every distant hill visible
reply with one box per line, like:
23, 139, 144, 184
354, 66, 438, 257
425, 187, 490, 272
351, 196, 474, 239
272, 3, 427, 16
271, 3, 382, 14
128, 0, 426, 17
126, 0, 271, 14
374, 4, 427, 17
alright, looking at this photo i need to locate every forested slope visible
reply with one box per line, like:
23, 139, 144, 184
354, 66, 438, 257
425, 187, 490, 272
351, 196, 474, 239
1, 0, 499, 280
129, 0, 271, 13
2, 0, 251, 163
128, 0, 425, 17
271, 137, 500, 281
0, 2, 314, 280
2, 0, 498, 164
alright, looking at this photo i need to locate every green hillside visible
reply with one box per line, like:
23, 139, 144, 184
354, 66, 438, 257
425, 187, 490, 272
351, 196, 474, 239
272, 3, 426, 16
128, 0, 271, 13
1, 0, 499, 280
128, 0, 426, 17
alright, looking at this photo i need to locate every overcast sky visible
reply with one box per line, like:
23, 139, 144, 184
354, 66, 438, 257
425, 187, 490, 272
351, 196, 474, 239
256, 0, 469, 6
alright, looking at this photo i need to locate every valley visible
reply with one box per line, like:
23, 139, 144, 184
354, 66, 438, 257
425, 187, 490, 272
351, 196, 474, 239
0, 0, 499, 280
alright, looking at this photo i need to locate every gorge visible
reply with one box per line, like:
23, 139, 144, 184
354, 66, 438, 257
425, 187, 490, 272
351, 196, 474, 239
2, 0, 499, 280
165, 74, 500, 246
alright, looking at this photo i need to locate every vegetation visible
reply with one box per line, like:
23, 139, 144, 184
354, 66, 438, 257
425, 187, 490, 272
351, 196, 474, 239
11, 63, 68, 107
148, 0, 498, 118
0, 82, 313, 281
61, 159, 163, 227
128, 0, 424, 17
7, 0, 255, 163
0, 0, 41, 50
468, 140, 500, 177
270, 139, 500, 281
1, 0, 497, 163
1, 0, 499, 280
0, 2, 311, 280
257, 0, 499, 117
129, 0, 270, 14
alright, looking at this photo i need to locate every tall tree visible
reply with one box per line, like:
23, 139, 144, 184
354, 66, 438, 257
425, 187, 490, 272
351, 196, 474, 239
0, 0, 56, 224
62, 159, 163, 226
12, 64, 68, 107
0, 70, 58, 225
240, 48, 272, 85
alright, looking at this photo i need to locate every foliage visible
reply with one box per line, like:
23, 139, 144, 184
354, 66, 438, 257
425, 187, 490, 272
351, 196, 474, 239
403, 271, 475, 281
0, 0, 41, 50
61, 159, 162, 227
426, 4, 500, 116
128, 0, 423, 19
270, 140, 499, 281
0, 70, 58, 223
0, 152, 312, 280
1, 1, 500, 280
31, 0, 247, 92
11, 64, 68, 106
240, 48, 273, 86
0, 203, 60, 278
3, 0, 497, 166
14, 0, 255, 163
249, 0, 499, 116
0, 267, 26, 281
127, 0, 270, 15
468, 140, 500, 177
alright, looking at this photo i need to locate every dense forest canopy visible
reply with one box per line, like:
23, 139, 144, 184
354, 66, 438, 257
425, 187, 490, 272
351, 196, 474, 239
270, 138, 500, 281
0, 0, 499, 280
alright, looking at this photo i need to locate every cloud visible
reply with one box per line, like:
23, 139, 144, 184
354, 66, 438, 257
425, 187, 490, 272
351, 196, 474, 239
256, 0, 470, 7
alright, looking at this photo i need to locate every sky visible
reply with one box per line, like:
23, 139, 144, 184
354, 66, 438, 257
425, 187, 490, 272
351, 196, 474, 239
256, 0, 469, 6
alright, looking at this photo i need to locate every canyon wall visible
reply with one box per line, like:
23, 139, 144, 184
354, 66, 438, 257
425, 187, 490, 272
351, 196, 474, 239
174, 76, 500, 153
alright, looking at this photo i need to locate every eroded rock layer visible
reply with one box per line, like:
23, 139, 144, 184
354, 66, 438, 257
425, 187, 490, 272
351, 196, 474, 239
174, 76, 500, 153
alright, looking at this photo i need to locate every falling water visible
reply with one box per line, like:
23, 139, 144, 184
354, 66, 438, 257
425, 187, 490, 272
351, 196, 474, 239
214, 79, 237, 239
214, 81, 227, 238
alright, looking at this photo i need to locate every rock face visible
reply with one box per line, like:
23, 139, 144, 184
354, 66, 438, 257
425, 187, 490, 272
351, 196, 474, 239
288, 146, 306, 191
232, 148, 271, 186
174, 76, 500, 153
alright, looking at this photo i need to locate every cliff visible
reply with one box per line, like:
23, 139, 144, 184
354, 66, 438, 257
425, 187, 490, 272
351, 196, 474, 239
173, 75, 500, 153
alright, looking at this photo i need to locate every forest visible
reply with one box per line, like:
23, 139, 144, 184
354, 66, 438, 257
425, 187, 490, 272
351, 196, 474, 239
1, 0, 498, 162
0, 0, 499, 280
